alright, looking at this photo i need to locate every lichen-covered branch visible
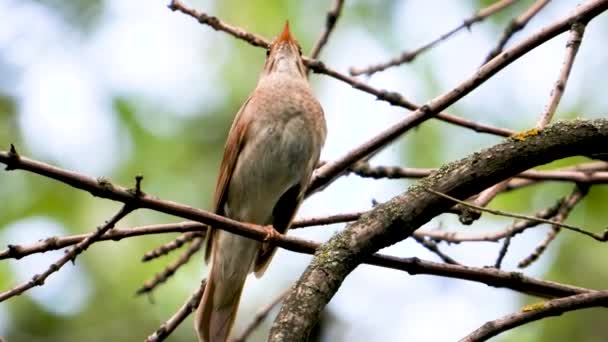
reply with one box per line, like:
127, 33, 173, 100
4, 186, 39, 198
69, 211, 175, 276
268, 118, 608, 342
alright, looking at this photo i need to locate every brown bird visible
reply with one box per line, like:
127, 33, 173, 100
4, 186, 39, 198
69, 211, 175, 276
195, 22, 326, 342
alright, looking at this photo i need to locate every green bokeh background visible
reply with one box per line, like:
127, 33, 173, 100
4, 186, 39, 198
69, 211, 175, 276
1, 1, 607, 341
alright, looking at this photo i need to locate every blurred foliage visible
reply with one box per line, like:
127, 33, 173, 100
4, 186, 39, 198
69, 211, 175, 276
0, 0, 607, 341
35, 0, 103, 32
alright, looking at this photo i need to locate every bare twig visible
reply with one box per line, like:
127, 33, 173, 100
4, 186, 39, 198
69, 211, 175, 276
459, 290, 608, 342
145, 279, 207, 342
493, 234, 513, 269
0, 146, 601, 300
423, 186, 606, 241
344, 160, 608, 183
231, 289, 290, 342
0, 208, 363, 261
306, 2, 608, 195
291, 211, 361, 228
136, 238, 203, 295
142, 232, 200, 262
472, 179, 510, 209
168, 0, 269, 48
307, 60, 515, 138
168, 0, 515, 140
0, 211, 362, 261
0, 222, 207, 260
537, 22, 586, 127
308, 0, 345, 61
473, 20, 587, 218
138, 211, 363, 266
0, 205, 133, 302
413, 235, 461, 265
519, 225, 561, 267
421, 202, 559, 243
483, 0, 551, 64
374, 255, 595, 299
349, 0, 519, 76
518, 184, 588, 268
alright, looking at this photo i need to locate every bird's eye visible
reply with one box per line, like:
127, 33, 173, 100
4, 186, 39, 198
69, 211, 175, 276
266, 49, 270, 57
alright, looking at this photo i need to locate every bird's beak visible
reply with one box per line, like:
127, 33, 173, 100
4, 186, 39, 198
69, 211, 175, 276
275, 21, 295, 45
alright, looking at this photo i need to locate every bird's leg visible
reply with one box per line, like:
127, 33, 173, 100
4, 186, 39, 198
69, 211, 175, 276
242, 223, 281, 242
261, 224, 280, 242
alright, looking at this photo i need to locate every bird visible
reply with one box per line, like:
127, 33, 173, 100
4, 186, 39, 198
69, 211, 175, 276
195, 21, 327, 342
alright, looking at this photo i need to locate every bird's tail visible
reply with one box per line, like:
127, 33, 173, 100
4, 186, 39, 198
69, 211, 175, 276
195, 233, 259, 342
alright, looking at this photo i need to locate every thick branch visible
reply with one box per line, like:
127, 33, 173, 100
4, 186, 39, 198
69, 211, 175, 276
269, 119, 608, 341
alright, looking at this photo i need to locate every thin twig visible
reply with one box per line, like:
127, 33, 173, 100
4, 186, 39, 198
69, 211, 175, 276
307, 4, 608, 195
308, 0, 345, 61
349, 0, 519, 76
138, 211, 362, 265
459, 290, 608, 342
494, 234, 513, 269
0, 211, 361, 261
168, 0, 514, 139
422, 202, 559, 243
518, 184, 588, 268
344, 160, 608, 183
474, 20, 587, 218
472, 179, 510, 209
145, 279, 207, 342
483, 0, 551, 64
519, 225, 561, 267
0, 222, 207, 260
422, 186, 606, 241
136, 237, 203, 295
537, 21, 586, 127
168, 0, 269, 48
231, 289, 290, 342
307, 59, 515, 138
142, 232, 200, 262
0, 205, 133, 302
413, 235, 461, 265
291, 211, 361, 228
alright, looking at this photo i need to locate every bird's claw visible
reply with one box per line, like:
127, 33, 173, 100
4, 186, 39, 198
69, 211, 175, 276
261, 225, 279, 242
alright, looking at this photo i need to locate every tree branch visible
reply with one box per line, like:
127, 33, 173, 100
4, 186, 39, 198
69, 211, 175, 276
269, 118, 608, 341
145, 279, 207, 342
0, 204, 133, 301
483, 0, 550, 64
136, 237, 203, 295
349, 0, 519, 76
459, 290, 608, 342
305, 0, 608, 196
308, 0, 345, 61
0, 148, 597, 300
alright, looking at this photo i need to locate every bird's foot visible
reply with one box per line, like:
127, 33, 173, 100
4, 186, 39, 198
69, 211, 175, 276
261, 225, 280, 242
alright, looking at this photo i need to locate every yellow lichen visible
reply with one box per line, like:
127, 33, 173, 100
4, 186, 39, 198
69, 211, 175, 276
521, 302, 545, 312
511, 128, 541, 141
511, 128, 540, 141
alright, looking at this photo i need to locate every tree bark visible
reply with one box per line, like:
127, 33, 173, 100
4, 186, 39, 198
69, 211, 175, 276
268, 119, 608, 342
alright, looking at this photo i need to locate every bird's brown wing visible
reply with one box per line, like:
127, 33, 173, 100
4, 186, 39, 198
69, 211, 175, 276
253, 182, 304, 276
204, 97, 252, 263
